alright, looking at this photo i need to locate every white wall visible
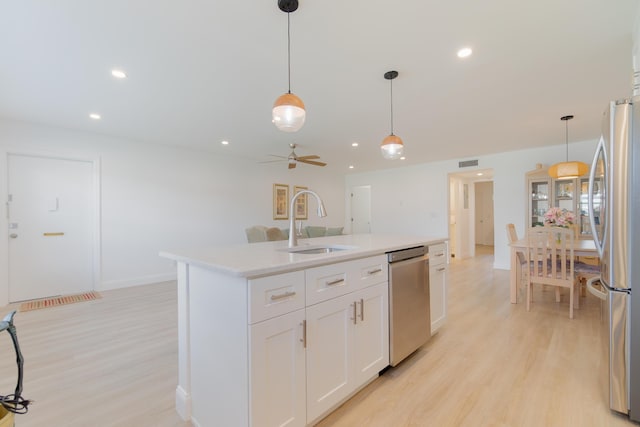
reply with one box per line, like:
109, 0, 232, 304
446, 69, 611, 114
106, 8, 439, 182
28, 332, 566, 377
345, 139, 599, 270
0, 116, 607, 304
0, 119, 345, 304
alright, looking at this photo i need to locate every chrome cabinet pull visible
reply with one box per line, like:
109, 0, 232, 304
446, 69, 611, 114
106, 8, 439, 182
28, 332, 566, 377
436, 267, 446, 272
300, 320, 307, 348
326, 278, 345, 286
359, 298, 364, 321
367, 268, 382, 275
435, 252, 445, 257
270, 291, 296, 301
351, 303, 357, 324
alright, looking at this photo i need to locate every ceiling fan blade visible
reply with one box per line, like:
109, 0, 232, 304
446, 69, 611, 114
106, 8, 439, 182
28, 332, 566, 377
298, 159, 327, 167
296, 155, 320, 160
288, 162, 297, 169
266, 154, 288, 159
258, 159, 286, 164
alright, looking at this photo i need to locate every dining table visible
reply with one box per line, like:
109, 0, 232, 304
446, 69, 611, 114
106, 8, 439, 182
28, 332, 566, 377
508, 237, 598, 303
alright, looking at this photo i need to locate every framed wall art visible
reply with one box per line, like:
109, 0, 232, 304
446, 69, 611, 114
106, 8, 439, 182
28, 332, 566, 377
273, 183, 289, 220
293, 185, 308, 220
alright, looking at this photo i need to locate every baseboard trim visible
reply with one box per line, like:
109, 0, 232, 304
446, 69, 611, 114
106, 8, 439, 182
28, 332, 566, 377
175, 385, 192, 422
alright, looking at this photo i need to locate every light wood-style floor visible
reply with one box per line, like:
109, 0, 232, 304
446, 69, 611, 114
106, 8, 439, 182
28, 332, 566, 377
0, 246, 636, 426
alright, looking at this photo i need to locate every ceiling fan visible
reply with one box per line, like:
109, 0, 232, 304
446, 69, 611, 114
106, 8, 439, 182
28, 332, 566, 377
262, 143, 327, 169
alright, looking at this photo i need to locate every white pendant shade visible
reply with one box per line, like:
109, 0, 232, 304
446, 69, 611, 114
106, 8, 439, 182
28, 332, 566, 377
380, 134, 404, 160
272, 92, 306, 132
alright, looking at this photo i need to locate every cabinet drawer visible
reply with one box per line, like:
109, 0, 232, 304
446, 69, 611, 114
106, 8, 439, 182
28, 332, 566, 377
249, 271, 305, 324
350, 255, 387, 290
305, 262, 352, 306
429, 243, 447, 266
305, 255, 387, 306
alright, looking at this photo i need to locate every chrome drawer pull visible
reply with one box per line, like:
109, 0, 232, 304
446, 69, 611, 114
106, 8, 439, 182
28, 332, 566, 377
325, 278, 345, 286
270, 291, 296, 301
367, 268, 382, 275
436, 267, 446, 272
435, 252, 445, 257
360, 298, 364, 321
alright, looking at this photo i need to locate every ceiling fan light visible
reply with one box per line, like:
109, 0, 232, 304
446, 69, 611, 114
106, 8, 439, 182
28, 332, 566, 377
273, 93, 306, 132
548, 161, 589, 179
380, 134, 404, 160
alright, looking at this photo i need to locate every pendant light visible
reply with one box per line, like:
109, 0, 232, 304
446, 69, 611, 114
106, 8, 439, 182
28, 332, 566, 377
548, 115, 588, 179
272, 0, 305, 132
381, 70, 404, 160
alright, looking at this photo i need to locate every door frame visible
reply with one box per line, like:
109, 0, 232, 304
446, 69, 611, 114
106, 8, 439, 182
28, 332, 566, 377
0, 150, 102, 306
447, 169, 494, 259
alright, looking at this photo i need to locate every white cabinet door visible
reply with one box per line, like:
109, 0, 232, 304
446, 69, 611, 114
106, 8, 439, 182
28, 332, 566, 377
429, 243, 448, 334
250, 309, 306, 427
429, 263, 448, 333
353, 283, 389, 385
305, 293, 355, 423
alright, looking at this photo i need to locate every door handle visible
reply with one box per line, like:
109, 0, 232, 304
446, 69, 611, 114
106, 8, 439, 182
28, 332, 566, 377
351, 302, 357, 325
299, 320, 307, 348
9, 233, 17, 239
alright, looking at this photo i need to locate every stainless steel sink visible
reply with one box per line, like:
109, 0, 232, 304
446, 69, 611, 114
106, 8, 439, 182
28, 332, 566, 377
284, 245, 356, 255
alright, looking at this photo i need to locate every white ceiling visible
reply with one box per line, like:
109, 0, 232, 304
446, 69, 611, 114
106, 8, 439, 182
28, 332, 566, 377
0, 1, 637, 173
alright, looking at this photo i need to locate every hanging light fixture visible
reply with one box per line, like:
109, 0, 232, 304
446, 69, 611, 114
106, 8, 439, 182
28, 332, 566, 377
272, 0, 305, 132
381, 70, 404, 160
548, 115, 588, 179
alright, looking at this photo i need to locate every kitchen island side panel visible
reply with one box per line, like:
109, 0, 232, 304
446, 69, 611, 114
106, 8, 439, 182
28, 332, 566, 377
188, 265, 249, 427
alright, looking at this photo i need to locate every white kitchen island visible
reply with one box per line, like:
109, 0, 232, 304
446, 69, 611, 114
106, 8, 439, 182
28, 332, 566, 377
160, 234, 447, 427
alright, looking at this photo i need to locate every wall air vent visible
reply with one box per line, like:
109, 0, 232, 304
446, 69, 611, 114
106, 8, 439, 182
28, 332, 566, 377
458, 160, 479, 168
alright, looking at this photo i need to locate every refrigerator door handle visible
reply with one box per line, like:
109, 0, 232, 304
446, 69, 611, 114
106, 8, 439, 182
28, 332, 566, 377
586, 276, 606, 300
588, 137, 606, 257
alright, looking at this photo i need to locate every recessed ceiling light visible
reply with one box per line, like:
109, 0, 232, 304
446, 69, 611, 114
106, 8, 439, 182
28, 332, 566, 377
221, 140, 229, 145
111, 69, 127, 79
457, 47, 472, 58
400, 156, 406, 160
89, 113, 101, 120
348, 165, 354, 169
351, 142, 359, 147
477, 172, 484, 176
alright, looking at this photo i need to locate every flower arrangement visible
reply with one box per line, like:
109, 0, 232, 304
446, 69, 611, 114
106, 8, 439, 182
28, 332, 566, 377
543, 207, 575, 228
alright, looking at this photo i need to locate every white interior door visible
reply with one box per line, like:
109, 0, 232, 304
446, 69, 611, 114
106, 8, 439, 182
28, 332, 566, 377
350, 185, 371, 234
8, 154, 94, 302
474, 181, 494, 246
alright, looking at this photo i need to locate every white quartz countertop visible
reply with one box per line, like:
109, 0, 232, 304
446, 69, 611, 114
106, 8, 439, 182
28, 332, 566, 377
160, 234, 447, 278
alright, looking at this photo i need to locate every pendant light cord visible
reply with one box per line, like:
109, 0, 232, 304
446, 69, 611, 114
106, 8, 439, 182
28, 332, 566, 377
389, 78, 394, 135
287, 12, 291, 94
565, 119, 569, 162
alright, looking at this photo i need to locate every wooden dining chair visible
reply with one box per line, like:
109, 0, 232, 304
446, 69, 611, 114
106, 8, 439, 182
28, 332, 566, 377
574, 257, 601, 300
506, 224, 528, 289
526, 226, 579, 319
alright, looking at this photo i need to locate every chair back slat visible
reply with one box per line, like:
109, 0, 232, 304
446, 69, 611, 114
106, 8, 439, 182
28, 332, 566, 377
526, 227, 575, 285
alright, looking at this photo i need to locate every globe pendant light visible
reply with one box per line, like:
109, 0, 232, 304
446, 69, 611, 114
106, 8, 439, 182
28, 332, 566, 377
381, 70, 404, 160
272, 0, 305, 132
548, 115, 588, 179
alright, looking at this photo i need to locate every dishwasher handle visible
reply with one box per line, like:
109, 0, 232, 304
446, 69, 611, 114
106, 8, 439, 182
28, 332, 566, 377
388, 254, 429, 268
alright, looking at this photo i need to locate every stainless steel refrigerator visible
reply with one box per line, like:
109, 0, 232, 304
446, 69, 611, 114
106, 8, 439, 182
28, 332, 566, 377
587, 97, 640, 421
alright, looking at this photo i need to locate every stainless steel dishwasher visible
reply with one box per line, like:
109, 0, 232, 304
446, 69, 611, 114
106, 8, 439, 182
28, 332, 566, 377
388, 245, 430, 366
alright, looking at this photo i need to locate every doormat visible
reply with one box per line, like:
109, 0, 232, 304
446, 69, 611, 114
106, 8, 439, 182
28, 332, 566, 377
19, 291, 102, 312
